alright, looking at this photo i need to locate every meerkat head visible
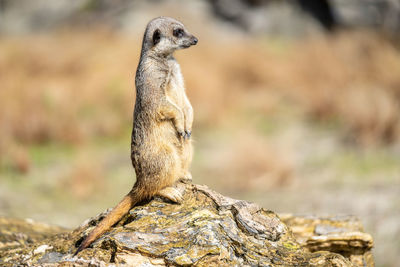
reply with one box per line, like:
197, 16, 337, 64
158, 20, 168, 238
142, 17, 198, 56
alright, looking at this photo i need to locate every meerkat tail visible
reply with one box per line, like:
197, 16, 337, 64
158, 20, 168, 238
74, 187, 145, 256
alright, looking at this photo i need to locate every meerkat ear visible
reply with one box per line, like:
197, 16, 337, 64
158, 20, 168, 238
152, 29, 161, 46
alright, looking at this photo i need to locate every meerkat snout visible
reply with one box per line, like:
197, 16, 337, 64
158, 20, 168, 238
174, 28, 198, 49
171, 25, 198, 47
191, 36, 198, 45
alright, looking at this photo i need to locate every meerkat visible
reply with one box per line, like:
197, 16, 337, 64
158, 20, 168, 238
74, 17, 197, 255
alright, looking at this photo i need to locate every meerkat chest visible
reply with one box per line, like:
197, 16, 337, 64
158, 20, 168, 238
166, 61, 185, 107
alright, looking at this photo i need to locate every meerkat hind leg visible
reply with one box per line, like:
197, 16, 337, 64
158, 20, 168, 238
179, 172, 192, 183
157, 186, 183, 203
180, 141, 193, 183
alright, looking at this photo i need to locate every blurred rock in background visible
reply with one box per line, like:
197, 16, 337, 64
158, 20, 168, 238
0, 0, 399, 36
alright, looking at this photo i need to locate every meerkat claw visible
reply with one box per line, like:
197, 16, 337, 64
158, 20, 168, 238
157, 187, 183, 203
178, 131, 186, 139
180, 172, 193, 183
185, 130, 191, 139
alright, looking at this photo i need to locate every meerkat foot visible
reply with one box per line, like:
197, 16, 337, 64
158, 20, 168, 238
157, 187, 183, 203
179, 172, 192, 183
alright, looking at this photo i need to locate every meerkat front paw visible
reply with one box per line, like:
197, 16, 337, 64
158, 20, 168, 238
177, 130, 186, 139
175, 122, 186, 140
177, 130, 191, 140
184, 130, 191, 140
157, 187, 183, 203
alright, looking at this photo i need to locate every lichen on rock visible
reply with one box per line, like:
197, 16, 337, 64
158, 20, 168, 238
0, 183, 373, 266
280, 214, 374, 267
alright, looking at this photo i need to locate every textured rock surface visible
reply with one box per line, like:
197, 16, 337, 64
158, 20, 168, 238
0, 183, 373, 266
280, 214, 374, 267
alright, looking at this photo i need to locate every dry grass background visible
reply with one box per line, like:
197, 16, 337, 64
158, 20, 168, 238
1, 30, 400, 183
0, 30, 400, 266
1, 31, 399, 151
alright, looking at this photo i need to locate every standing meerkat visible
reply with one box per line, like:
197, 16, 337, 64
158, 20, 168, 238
74, 16, 197, 255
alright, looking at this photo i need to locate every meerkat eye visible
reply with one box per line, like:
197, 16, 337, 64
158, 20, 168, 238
173, 28, 184, 38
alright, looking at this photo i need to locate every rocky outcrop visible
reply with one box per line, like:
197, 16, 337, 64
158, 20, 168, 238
0, 183, 374, 266
280, 214, 374, 267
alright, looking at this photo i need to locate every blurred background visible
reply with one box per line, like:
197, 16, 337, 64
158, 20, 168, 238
0, 0, 399, 266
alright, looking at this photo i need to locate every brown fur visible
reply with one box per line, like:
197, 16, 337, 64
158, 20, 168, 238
74, 17, 197, 255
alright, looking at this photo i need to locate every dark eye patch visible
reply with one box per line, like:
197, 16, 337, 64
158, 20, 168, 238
152, 29, 161, 45
173, 28, 184, 38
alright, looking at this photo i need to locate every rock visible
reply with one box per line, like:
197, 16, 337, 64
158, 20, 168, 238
0, 217, 67, 249
209, 0, 326, 36
331, 0, 400, 33
209, 0, 400, 35
280, 214, 374, 267
0, 183, 373, 266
